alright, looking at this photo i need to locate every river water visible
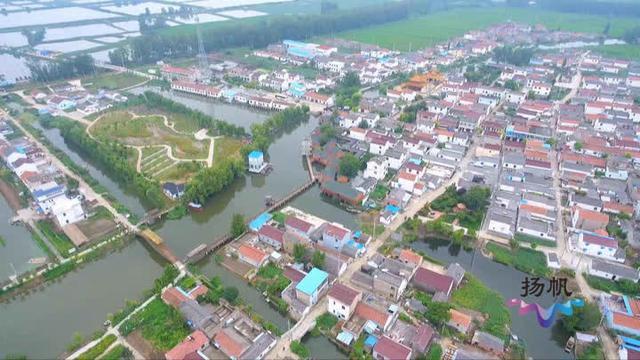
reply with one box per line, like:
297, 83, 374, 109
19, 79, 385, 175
0, 94, 316, 358
0, 195, 45, 281
32, 122, 149, 217
0, 91, 567, 358
410, 239, 569, 360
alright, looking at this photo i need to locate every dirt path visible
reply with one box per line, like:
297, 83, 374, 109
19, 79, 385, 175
0, 177, 22, 211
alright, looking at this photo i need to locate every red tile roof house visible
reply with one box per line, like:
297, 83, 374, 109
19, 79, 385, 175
411, 267, 454, 299
165, 330, 209, 360
237, 244, 269, 268
327, 282, 362, 320
571, 207, 609, 232
373, 336, 412, 360
285, 216, 314, 238
257, 224, 284, 250
213, 328, 249, 359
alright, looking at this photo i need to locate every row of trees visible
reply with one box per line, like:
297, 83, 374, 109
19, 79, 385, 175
110, 0, 430, 66
139, 91, 247, 137
27, 55, 96, 83
43, 116, 167, 209
244, 105, 310, 154
183, 157, 244, 204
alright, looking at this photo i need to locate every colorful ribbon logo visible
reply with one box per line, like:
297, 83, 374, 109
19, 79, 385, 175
506, 298, 585, 328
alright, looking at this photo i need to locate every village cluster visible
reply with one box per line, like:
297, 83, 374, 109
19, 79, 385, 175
0, 119, 91, 244
137, 20, 640, 360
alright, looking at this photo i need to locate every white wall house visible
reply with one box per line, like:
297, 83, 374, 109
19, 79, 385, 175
364, 157, 389, 180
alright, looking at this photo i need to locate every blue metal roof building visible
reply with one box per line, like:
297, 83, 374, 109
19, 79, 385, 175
249, 212, 272, 232
295, 267, 329, 305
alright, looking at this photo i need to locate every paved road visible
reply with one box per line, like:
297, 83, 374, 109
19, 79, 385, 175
1, 109, 138, 232
268, 136, 478, 358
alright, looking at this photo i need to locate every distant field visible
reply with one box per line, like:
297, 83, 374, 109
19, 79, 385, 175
588, 44, 640, 60
337, 7, 639, 51
82, 72, 147, 91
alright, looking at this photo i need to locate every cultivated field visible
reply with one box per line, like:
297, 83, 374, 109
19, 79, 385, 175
82, 72, 147, 91
337, 7, 640, 51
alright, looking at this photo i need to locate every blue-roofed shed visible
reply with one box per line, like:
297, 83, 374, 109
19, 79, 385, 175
385, 204, 400, 214
337, 331, 355, 346
364, 335, 378, 348
295, 267, 329, 305
249, 212, 272, 232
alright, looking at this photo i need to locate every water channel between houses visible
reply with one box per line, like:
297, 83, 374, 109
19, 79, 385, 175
0, 90, 566, 359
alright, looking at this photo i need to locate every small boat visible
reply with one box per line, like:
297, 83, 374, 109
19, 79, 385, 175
564, 336, 575, 353
188, 202, 203, 211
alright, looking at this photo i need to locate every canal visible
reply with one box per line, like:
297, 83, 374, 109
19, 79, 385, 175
0, 240, 166, 359
410, 239, 570, 360
32, 122, 150, 217
0, 195, 45, 281
0, 93, 321, 358
0, 89, 568, 359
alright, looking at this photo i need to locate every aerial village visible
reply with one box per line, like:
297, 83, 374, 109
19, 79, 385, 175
84, 20, 640, 360
3, 14, 640, 360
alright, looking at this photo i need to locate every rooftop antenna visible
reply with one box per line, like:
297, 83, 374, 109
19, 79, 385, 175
195, 16, 210, 81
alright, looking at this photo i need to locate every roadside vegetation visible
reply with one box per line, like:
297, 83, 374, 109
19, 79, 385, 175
119, 298, 190, 351
35, 220, 75, 256
76, 334, 117, 360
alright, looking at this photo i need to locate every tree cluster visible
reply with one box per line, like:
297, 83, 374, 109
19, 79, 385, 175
493, 46, 533, 67
27, 55, 95, 83
21, 27, 45, 46
45, 116, 166, 209
244, 105, 310, 154
110, 1, 429, 66
335, 72, 361, 109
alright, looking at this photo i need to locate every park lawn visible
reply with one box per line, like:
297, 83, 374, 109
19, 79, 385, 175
486, 242, 551, 277
131, 104, 202, 134
82, 72, 147, 92
452, 275, 511, 339
337, 7, 639, 51
91, 111, 208, 159
36, 220, 76, 257
588, 44, 640, 60
214, 137, 243, 164
119, 298, 190, 351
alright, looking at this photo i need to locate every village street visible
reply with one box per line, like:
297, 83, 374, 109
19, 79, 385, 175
267, 135, 479, 359
0, 108, 137, 232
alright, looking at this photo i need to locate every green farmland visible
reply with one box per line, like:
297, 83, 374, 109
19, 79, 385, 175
337, 7, 640, 51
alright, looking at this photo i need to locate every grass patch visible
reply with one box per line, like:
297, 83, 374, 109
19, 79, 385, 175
587, 44, 640, 60
76, 334, 117, 360
91, 111, 208, 159
514, 233, 557, 248
452, 275, 511, 339
486, 242, 551, 277
290, 340, 310, 359
36, 220, 75, 257
337, 7, 639, 51
213, 137, 243, 164
82, 72, 147, 91
585, 274, 640, 296
101, 344, 132, 360
315, 312, 339, 332
119, 298, 190, 351
177, 275, 197, 291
